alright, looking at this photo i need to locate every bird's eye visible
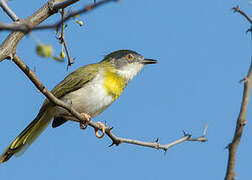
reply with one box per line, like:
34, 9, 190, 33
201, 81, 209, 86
126, 54, 134, 61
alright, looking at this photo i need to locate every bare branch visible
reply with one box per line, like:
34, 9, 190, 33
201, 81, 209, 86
106, 129, 207, 151
107, 133, 191, 150
60, 8, 74, 67
0, 0, 118, 32
0, 0, 19, 21
11, 54, 207, 151
0, 0, 117, 62
232, 6, 252, 24
53, 0, 80, 10
225, 7, 252, 180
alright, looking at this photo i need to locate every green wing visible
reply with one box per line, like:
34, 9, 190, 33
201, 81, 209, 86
42, 63, 99, 108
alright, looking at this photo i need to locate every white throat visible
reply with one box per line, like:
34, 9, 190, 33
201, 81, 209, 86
117, 63, 144, 81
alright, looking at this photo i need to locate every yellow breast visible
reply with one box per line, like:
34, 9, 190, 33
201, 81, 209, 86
103, 70, 127, 100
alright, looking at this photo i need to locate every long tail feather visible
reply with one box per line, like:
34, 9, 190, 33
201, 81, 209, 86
0, 108, 53, 163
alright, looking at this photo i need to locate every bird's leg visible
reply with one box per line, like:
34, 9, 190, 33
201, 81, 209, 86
94, 121, 105, 138
62, 113, 91, 130
79, 113, 105, 138
63, 112, 105, 138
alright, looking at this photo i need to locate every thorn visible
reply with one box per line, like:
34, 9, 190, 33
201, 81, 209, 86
182, 130, 192, 138
108, 138, 120, 147
203, 123, 208, 136
239, 76, 248, 84
183, 130, 190, 136
225, 143, 231, 150
231, 6, 239, 13
240, 120, 247, 126
163, 149, 167, 154
108, 142, 115, 147
72, 57, 76, 63
246, 28, 252, 34
106, 126, 113, 134
183, 130, 186, 135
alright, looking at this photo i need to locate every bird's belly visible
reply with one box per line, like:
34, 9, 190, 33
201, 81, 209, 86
57, 78, 114, 118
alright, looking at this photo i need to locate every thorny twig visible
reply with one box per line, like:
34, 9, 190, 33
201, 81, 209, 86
224, 6, 252, 180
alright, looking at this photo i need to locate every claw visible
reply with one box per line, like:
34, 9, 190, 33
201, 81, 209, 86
79, 121, 87, 129
79, 113, 91, 130
94, 121, 105, 138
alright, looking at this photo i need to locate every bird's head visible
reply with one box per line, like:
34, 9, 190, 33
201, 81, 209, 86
101, 50, 158, 81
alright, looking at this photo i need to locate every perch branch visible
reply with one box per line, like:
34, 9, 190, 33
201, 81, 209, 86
0, 0, 19, 21
0, 0, 118, 32
12, 54, 208, 151
225, 6, 252, 180
106, 128, 207, 151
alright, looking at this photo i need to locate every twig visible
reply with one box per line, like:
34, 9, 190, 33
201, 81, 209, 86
0, 0, 118, 62
0, 0, 118, 32
107, 132, 191, 150
232, 6, 252, 24
11, 54, 208, 151
60, 8, 74, 68
225, 6, 252, 180
0, 0, 19, 21
106, 129, 207, 151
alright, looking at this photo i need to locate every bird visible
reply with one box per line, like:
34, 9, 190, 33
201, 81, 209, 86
0, 49, 157, 163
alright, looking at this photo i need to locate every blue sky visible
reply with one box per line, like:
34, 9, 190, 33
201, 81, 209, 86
1, 0, 252, 179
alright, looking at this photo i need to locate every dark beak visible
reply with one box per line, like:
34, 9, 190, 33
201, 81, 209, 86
142, 58, 158, 64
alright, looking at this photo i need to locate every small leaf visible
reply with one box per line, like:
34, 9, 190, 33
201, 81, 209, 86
52, 56, 64, 62
75, 20, 83, 26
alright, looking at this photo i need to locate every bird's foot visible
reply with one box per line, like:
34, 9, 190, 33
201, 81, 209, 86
94, 121, 105, 138
79, 113, 91, 130
79, 112, 105, 138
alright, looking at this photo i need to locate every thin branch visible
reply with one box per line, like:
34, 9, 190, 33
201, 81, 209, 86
11, 54, 208, 151
60, 8, 74, 67
0, 0, 117, 62
232, 6, 252, 24
0, 0, 19, 21
0, 0, 118, 32
225, 7, 252, 180
107, 132, 191, 150
106, 129, 207, 151
53, 0, 80, 10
